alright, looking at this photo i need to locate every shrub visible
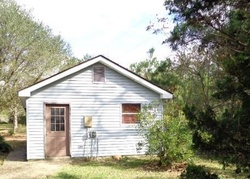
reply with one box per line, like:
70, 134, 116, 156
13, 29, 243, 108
19, 116, 26, 125
0, 121, 8, 124
0, 135, 12, 153
138, 102, 193, 166
180, 164, 219, 179
8, 129, 14, 136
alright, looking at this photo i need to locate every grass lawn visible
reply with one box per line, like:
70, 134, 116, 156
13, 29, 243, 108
1, 124, 249, 179
49, 156, 180, 179
49, 156, 250, 179
0, 123, 12, 134
194, 157, 250, 179
0, 123, 26, 135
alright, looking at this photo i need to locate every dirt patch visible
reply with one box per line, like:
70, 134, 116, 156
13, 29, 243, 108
0, 157, 68, 179
0, 135, 70, 179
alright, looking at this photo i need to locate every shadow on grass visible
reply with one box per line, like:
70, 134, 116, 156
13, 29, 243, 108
51, 172, 79, 179
7, 139, 26, 149
1, 135, 27, 162
205, 165, 250, 179
192, 155, 250, 179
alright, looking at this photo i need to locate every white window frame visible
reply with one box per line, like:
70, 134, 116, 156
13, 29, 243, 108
121, 103, 141, 125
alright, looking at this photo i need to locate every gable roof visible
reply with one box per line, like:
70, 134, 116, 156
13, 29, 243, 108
19, 55, 172, 102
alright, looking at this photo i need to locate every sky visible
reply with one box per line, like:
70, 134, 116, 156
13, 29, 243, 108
15, 0, 175, 68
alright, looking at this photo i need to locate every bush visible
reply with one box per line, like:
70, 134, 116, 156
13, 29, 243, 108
180, 164, 219, 179
0, 135, 12, 153
0, 121, 8, 124
8, 129, 14, 136
19, 116, 26, 125
138, 102, 193, 166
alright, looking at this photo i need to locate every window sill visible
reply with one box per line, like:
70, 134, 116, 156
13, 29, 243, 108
121, 123, 139, 128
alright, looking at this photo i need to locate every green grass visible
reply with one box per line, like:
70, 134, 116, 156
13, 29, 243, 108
193, 157, 250, 179
0, 123, 26, 136
49, 156, 180, 179
0, 123, 12, 134
0, 123, 249, 179
49, 156, 250, 179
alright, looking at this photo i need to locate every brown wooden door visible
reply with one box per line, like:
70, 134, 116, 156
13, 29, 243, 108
45, 104, 69, 157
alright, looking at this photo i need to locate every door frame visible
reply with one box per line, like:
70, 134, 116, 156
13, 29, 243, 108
44, 103, 71, 158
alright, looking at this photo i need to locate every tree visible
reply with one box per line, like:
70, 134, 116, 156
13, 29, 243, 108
174, 47, 224, 110
0, 0, 73, 132
130, 48, 179, 92
83, 53, 93, 61
160, 0, 250, 168
130, 48, 159, 81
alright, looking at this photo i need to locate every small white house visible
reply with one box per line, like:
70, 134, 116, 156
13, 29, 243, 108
18, 55, 172, 160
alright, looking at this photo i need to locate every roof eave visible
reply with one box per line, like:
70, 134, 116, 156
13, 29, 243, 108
18, 90, 30, 98
160, 93, 173, 99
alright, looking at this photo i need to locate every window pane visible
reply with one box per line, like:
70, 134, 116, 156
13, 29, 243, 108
56, 116, 60, 123
122, 114, 138, 124
55, 108, 59, 115
51, 124, 55, 131
60, 117, 64, 123
122, 104, 140, 113
60, 108, 64, 115
51, 116, 55, 123
56, 124, 60, 131
61, 124, 65, 131
51, 108, 55, 115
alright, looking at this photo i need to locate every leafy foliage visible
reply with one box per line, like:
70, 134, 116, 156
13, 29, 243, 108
130, 48, 179, 92
0, 135, 12, 153
138, 102, 193, 166
159, 0, 250, 168
180, 164, 219, 179
0, 0, 76, 132
183, 105, 218, 151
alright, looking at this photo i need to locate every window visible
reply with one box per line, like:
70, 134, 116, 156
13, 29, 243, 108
122, 104, 141, 124
50, 107, 65, 131
93, 66, 105, 82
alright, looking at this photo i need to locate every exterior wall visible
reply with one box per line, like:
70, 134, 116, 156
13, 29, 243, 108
26, 63, 163, 159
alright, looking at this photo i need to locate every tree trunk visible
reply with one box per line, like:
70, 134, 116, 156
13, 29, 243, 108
13, 107, 18, 133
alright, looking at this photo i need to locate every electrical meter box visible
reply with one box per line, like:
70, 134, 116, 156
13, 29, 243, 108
89, 131, 97, 139
84, 116, 92, 128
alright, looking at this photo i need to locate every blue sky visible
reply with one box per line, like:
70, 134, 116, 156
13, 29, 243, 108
15, 0, 174, 68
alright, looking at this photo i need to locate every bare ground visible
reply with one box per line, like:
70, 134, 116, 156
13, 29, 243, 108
0, 135, 70, 179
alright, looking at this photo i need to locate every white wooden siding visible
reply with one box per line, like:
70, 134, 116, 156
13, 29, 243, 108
26, 63, 163, 159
